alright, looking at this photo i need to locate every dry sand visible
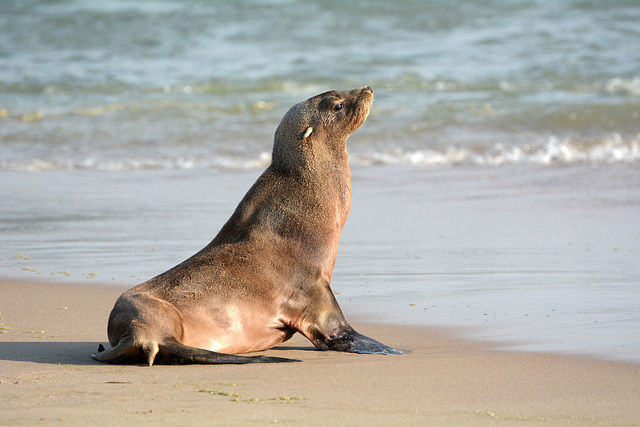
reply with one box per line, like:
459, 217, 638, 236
1, 279, 638, 426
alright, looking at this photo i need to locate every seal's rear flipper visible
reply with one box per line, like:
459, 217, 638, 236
92, 340, 300, 365
160, 341, 300, 364
323, 331, 403, 355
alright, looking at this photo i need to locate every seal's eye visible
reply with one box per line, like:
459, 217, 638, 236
334, 103, 343, 112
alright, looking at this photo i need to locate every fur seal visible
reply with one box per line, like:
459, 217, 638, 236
93, 86, 402, 365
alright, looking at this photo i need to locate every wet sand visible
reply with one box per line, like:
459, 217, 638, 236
3, 164, 639, 362
1, 279, 638, 426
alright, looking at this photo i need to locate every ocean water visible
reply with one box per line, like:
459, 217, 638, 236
1, 0, 639, 362
1, 0, 639, 170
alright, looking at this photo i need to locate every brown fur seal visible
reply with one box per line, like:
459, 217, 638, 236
93, 86, 401, 365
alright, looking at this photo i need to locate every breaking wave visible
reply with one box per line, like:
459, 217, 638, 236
352, 134, 640, 167
3, 134, 637, 172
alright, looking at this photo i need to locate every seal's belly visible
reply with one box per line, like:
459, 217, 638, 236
179, 305, 290, 355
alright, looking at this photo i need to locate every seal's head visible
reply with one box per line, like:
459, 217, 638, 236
272, 86, 373, 172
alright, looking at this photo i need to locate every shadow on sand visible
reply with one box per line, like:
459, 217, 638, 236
0, 341, 317, 366
0, 341, 105, 366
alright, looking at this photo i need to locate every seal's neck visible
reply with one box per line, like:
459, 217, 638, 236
271, 136, 352, 222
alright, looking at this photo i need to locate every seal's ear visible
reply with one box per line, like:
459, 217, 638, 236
302, 127, 313, 140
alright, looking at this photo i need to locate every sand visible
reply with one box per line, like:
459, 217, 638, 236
3, 164, 639, 363
1, 279, 638, 426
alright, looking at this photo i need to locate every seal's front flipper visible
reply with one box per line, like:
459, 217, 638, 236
298, 289, 403, 355
323, 330, 403, 355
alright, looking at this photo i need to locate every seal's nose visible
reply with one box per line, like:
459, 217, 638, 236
364, 86, 373, 94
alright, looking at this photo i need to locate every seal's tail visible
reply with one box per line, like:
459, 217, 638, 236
91, 339, 300, 366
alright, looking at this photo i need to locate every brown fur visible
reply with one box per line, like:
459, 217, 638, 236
93, 87, 401, 366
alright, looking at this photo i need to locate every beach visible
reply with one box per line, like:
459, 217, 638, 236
1, 279, 639, 426
2, 1, 640, 424
1, 164, 639, 426
2, 164, 639, 362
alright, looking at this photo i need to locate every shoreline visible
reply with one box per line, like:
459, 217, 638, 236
1, 278, 638, 426
3, 164, 639, 364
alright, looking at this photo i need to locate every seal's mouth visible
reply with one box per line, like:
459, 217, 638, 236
349, 86, 374, 132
